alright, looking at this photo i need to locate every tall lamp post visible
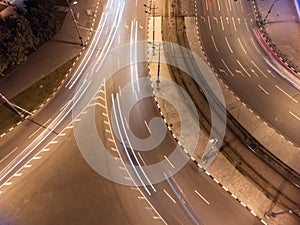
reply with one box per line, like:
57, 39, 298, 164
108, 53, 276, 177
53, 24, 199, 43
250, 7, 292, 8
156, 41, 161, 89
66, 0, 84, 46
144, 2, 158, 51
262, 0, 280, 24
265, 208, 300, 219
0, 93, 32, 118
148, 41, 162, 89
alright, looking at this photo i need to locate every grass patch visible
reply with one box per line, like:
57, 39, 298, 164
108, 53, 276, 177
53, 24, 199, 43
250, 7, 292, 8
0, 4, 7, 12
0, 56, 77, 134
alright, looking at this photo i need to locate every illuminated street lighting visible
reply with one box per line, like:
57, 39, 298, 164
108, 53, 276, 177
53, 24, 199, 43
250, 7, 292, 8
262, 0, 280, 24
0, 93, 32, 118
66, 0, 84, 46
144, 2, 158, 51
148, 41, 162, 89
156, 41, 161, 89
265, 208, 300, 219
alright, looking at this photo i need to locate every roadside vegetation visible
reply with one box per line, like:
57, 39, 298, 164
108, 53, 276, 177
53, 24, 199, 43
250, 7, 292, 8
0, 3, 7, 12
0, 0, 66, 76
0, 56, 77, 135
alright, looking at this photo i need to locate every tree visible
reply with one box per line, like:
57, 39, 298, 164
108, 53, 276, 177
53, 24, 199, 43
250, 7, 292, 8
0, 18, 10, 75
17, 0, 60, 44
0, 15, 38, 75
5, 14, 38, 53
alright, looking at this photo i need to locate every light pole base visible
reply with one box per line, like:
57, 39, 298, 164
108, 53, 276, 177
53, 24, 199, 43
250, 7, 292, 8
156, 79, 160, 89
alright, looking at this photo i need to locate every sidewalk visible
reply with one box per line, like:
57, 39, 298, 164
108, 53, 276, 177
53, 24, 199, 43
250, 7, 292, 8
0, 0, 103, 99
255, 0, 300, 75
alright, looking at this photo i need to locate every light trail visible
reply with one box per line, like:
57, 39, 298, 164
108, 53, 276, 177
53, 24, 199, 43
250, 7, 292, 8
111, 93, 151, 196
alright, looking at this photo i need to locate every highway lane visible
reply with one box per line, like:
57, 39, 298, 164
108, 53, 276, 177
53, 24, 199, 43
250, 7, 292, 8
73, 63, 263, 224
0, 0, 131, 182
0, 1, 168, 224
195, 0, 300, 146
0, 0, 268, 224
161, 1, 300, 222
0, 127, 165, 225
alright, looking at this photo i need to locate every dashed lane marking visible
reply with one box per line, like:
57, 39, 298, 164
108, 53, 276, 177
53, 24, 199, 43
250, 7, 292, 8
225, 36, 233, 53
238, 37, 247, 54
276, 85, 298, 103
289, 111, 300, 121
195, 190, 210, 205
163, 189, 177, 204
164, 155, 175, 168
258, 84, 269, 95
0, 147, 18, 164
211, 35, 219, 52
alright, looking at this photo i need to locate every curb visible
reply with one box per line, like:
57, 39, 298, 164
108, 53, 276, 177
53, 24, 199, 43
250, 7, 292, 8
149, 70, 267, 225
251, 0, 300, 78
145, 3, 268, 223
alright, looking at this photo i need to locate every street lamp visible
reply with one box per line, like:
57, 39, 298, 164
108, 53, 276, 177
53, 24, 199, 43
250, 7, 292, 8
144, 2, 158, 51
265, 208, 300, 219
66, 0, 84, 46
262, 0, 280, 24
148, 41, 162, 89
156, 41, 161, 89
171, 1, 176, 16
0, 93, 32, 118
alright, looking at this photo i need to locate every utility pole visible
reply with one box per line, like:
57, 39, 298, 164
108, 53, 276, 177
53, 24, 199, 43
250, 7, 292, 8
172, 1, 176, 16
66, 0, 84, 46
156, 41, 161, 89
263, 0, 280, 24
265, 208, 300, 219
0, 93, 32, 118
144, 2, 158, 52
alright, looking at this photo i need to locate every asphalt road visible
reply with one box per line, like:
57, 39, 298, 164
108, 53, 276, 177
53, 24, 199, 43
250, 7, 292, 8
195, 0, 300, 146
0, 0, 277, 224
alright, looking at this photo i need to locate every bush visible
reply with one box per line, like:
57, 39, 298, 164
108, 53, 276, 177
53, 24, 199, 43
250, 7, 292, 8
0, 0, 61, 75
0, 15, 38, 75
17, 0, 60, 44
